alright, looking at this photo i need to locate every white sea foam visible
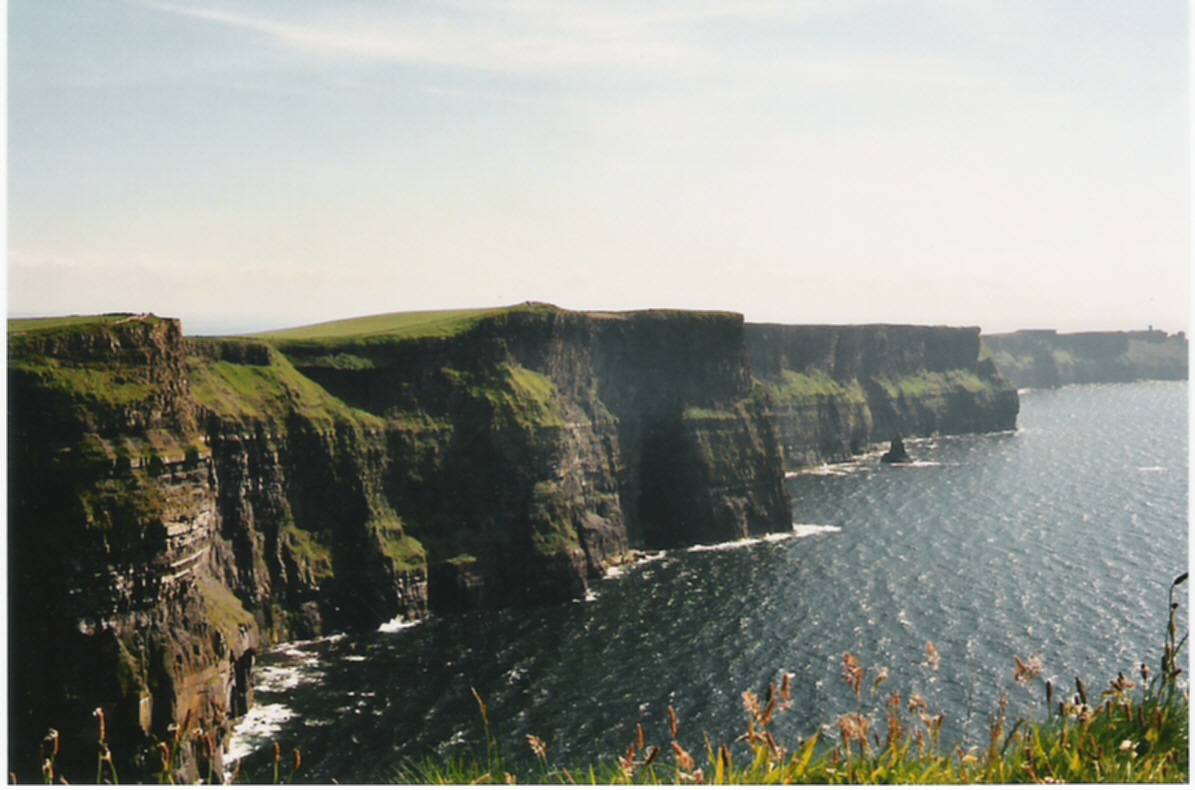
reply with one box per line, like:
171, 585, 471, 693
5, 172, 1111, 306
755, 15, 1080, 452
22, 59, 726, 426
1137, 466, 1167, 473
687, 524, 841, 552
282, 633, 345, 651
279, 643, 322, 660
224, 703, 296, 770
788, 462, 863, 478
790, 523, 843, 538
687, 537, 763, 552
255, 659, 324, 693
377, 614, 424, 634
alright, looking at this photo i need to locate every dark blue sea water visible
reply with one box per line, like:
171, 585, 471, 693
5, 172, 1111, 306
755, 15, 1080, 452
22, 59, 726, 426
227, 381, 1188, 783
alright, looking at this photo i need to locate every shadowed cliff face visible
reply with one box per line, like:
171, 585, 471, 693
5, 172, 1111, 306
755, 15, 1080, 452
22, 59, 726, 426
983, 329, 1188, 389
745, 324, 1020, 469
283, 308, 790, 595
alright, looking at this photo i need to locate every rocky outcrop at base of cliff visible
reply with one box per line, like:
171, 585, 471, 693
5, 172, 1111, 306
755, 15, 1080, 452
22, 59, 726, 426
745, 324, 1020, 469
982, 329, 1188, 389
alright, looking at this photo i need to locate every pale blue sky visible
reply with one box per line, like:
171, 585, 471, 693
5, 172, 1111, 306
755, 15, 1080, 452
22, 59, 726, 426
8, 0, 1189, 335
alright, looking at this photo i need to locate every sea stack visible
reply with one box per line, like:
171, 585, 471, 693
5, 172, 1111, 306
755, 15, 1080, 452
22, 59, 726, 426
880, 434, 911, 464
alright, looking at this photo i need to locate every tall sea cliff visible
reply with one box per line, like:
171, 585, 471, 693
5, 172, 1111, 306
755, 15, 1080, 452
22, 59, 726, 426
8, 305, 1017, 780
745, 324, 1019, 468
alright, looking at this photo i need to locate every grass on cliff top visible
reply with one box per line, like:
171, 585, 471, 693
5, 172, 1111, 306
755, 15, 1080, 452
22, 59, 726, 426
254, 303, 743, 348
187, 351, 383, 429
255, 303, 560, 345
8, 314, 173, 356
9, 313, 140, 334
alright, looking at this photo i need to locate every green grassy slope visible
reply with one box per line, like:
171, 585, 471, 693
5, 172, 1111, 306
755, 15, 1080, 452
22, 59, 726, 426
255, 303, 561, 345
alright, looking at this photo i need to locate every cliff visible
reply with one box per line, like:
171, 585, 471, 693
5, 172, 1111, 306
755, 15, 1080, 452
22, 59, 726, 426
8, 305, 789, 780
745, 324, 1020, 468
9, 306, 1021, 780
8, 315, 429, 781
982, 329, 1188, 389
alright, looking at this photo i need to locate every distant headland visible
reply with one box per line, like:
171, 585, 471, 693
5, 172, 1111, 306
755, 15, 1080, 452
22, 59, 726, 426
982, 328, 1187, 389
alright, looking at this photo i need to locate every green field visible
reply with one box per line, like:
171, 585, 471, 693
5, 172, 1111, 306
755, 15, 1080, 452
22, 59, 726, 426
8, 313, 138, 333
256, 304, 556, 345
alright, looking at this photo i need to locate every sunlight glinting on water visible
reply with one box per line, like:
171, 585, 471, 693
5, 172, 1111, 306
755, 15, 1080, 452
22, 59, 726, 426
227, 382, 1187, 783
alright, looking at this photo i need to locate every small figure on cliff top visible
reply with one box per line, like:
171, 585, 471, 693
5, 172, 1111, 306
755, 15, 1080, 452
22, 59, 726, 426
881, 434, 911, 464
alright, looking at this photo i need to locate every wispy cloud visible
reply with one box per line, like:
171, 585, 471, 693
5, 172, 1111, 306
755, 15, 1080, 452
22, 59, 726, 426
133, 0, 885, 78
138, 0, 707, 74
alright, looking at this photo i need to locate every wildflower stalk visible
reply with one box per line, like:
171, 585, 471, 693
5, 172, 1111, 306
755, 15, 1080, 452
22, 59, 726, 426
472, 686, 504, 780
40, 729, 59, 784
94, 707, 118, 785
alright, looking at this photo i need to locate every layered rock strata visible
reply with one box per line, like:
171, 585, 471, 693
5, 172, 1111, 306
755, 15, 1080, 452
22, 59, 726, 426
9, 317, 427, 781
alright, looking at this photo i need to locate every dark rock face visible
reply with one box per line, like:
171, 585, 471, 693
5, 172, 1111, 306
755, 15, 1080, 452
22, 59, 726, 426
285, 308, 790, 584
8, 318, 426, 781
9, 318, 258, 781
745, 324, 1019, 469
982, 329, 1188, 389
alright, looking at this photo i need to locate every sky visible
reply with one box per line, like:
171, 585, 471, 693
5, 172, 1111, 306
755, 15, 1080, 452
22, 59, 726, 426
7, 0, 1190, 336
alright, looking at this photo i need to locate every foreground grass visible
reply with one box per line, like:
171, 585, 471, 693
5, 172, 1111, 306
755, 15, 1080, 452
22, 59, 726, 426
396, 668, 1187, 784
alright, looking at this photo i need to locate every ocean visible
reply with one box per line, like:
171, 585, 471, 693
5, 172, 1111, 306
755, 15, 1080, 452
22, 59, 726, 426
226, 381, 1188, 783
